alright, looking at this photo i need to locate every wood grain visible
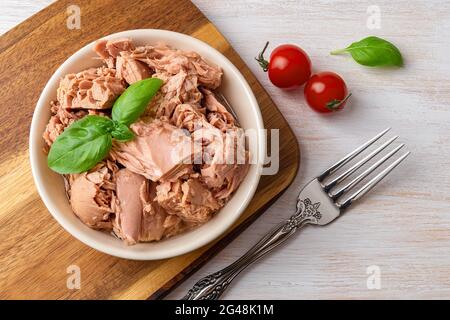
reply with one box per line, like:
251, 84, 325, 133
0, 0, 299, 299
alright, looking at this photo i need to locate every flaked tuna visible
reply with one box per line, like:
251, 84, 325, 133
45, 38, 250, 245
119, 42, 221, 118
114, 168, 147, 244
140, 182, 188, 241
105, 38, 135, 58
116, 53, 152, 84
67, 161, 118, 229
171, 103, 207, 132
149, 70, 202, 118
43, 101, 87, 147
128, 43, 223, 89
111, 120, 195, 181
114, 168, 189, 244
201, 88, 236, 131
199, 127, 250, 200
43, 101, 112, 147
98, 39, 154, 85
94, 38, 135, 68
156, 177, 221, 224
57, 67, 126, 110
93, 40, 222, 117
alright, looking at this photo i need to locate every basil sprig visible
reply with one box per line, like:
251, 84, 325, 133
111, 121, 134, 141
47, 77, 163, 174
112, 78, 163, 125
331, 36, 403, 67
47, 116, 113, 174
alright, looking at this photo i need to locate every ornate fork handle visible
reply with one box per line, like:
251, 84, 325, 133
182, 198, 321, 300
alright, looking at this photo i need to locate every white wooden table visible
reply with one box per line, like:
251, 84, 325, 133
3, 0, 450, 299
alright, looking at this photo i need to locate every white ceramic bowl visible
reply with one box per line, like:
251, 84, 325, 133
29, 29, 265, 260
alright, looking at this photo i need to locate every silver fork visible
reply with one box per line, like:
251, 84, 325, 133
182, 128, 410, 300
215, 91, 241, 126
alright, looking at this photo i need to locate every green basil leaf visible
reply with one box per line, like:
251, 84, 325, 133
94, 118, 115, 133
111, 121, 134, 142
112, 77, 163, 126
47, 115, 113, 174
331, 36, 403, 67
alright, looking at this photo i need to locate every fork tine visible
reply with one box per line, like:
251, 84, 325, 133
338, 151, 410, 209
317, 128, 391, 181
322, 136, 399, 191
330, 143, 405, 200
216, 92, 240, 124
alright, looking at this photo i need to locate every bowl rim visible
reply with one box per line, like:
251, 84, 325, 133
29, 29, 265, 260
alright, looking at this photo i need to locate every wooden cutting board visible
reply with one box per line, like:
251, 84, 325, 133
0, 0, 299, 299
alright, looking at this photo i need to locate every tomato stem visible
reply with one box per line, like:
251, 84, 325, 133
255, 41, 270, 72
326, 93, 352, 111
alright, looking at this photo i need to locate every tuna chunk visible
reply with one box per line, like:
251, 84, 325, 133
170, 103, 207, 132
95, 39, 151, 84
94, 38, 135, 68
114, 168, 147, 244
43, 101, 87, 147
201, 88, 236, 131
169, 89, 235, 133
113, 168, 188, 244
148, 70, 202, 118
105, 38, 135, 58
203, 157, 250, 200
94, 40, 222, 118
70, 176, 111, 229
127, 42, 222, 117
43, 101, 114, 148
67, 161, 118, 229
199, 127, 250, 200
116, 54, 152, 84
57, 67, 126, 110
111, 120, 195, 181
156, 178, 221, 224
180, 178, 221, 222
189, 53, 223, 89
130, 43, 223, 89
140, 182, 188, 242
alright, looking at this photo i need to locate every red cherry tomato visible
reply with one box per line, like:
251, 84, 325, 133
304, 71, 351, 113
256, 42, 311, 89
